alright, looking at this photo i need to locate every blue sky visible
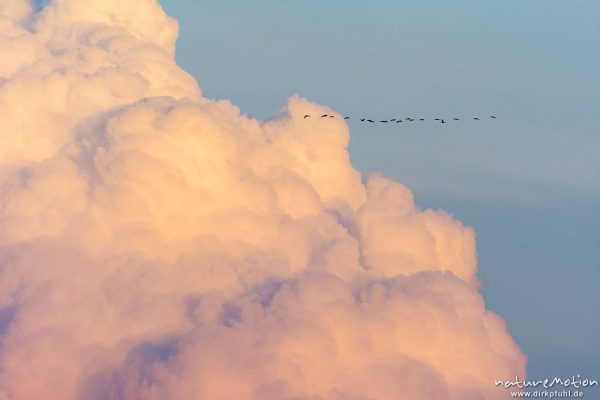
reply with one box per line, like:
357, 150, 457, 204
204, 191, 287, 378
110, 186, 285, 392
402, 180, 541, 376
161, 0, 600, 380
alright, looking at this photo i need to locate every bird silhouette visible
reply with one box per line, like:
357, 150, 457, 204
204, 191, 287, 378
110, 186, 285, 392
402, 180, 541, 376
307, 113, 494, 123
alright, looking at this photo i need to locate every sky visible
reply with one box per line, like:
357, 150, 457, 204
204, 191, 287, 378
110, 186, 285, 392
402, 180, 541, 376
160, 0, 600, 380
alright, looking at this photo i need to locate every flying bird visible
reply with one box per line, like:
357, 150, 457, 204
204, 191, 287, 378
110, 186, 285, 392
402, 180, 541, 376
310, 113, 490, 123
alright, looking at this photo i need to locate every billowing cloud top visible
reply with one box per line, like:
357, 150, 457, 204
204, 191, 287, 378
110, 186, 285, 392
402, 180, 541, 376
0, 0, 526, 399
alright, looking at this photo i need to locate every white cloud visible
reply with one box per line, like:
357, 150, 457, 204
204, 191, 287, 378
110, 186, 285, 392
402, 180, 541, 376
0, 1, 525, 399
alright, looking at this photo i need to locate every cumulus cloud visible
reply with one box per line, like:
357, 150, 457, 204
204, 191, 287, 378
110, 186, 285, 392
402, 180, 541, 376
0, 0, 526, 399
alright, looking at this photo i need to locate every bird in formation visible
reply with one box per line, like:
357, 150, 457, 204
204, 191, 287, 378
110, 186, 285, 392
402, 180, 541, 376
302, 114, 496, 123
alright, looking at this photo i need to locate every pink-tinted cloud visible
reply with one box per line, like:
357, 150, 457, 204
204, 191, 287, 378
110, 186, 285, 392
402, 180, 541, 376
0, 1, 526, 399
